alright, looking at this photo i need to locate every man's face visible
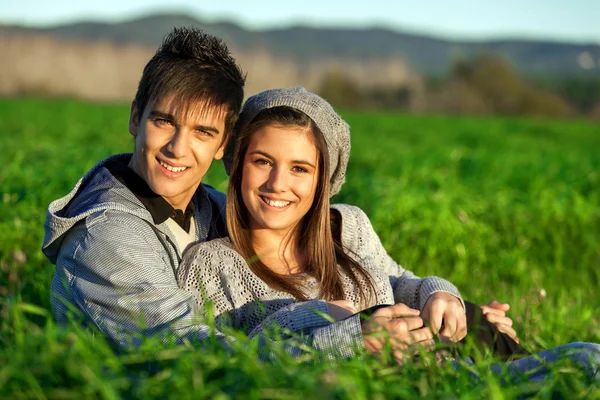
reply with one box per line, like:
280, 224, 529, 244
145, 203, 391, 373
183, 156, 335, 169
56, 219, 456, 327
128, 97, 228, 210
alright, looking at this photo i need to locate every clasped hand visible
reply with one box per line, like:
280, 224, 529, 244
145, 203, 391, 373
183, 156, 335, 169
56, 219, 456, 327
327, 296, 518, 363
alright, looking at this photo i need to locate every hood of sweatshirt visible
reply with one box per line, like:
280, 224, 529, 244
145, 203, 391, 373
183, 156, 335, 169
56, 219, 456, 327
42, 154, 157, 263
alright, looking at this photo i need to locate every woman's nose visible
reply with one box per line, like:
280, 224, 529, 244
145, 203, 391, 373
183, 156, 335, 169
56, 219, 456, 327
266, 166, 288, 192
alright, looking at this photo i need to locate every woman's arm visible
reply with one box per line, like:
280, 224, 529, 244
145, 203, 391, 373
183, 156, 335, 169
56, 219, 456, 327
333, 204, 467, 341
177, 240, 362, 354
333, 204, 464, 310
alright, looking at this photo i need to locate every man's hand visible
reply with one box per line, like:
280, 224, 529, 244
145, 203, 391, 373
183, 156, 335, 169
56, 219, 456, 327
327, 300, 358, 321
361, 303, 435, 363
481, 301, 519, 343
421, 292, 466, 342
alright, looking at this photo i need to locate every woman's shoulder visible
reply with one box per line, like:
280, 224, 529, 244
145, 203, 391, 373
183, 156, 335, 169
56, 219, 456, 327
330, 203, 373, 231
182, 238, 242, 269
330, 203, 375, 250
186, 237, 234, 251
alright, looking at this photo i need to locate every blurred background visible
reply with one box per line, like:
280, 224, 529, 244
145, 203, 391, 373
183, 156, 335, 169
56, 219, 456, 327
1, 0, 600, 117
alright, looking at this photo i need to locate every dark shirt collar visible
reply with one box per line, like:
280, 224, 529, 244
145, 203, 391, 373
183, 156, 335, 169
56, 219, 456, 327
104, 157, 195, 231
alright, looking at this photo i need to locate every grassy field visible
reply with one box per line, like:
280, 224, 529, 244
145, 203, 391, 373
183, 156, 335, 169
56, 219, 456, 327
1, 98, 599, 399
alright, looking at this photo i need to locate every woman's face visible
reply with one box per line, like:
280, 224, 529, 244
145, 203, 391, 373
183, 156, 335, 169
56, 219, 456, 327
241, 123, 319, 237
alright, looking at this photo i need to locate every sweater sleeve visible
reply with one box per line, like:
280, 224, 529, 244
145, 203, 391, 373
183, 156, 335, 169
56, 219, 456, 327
333, 204, 464, 312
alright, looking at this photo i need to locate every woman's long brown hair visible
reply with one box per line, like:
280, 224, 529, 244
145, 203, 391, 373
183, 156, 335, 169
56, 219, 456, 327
226, 106, 376, 308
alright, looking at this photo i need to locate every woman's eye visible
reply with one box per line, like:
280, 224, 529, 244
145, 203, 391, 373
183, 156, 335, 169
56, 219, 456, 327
292, 166, 308, 173
254, 158, 271, 166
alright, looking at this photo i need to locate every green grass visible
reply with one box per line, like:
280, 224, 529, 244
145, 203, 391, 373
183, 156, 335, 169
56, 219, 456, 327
1, 98, 599, 399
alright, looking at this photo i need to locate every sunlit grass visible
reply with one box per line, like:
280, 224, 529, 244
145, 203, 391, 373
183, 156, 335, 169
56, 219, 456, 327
1, 98, 599, 398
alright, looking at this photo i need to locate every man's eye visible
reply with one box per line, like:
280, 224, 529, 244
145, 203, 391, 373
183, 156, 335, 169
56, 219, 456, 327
154, 118, 172, 126
196, 130, 213, 137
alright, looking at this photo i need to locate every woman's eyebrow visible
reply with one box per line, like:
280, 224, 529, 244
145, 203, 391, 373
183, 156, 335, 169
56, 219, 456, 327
248, 150, 316, 169
290, 159, 316, 168
248, 150, 273, 159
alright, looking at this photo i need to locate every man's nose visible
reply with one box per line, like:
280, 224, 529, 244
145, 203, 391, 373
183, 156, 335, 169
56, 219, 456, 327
165, 129, 190, 158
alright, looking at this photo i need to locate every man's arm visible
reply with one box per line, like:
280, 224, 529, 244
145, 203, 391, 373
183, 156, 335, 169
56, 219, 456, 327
51, 215, 365, 360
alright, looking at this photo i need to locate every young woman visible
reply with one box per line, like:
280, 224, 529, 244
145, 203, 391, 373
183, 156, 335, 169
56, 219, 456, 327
178, 87, 470, 355
178, 88, 600, 377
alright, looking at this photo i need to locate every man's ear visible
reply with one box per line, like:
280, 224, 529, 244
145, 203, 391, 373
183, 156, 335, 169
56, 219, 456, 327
128, 100, 140, 137
213, 134, 230, 161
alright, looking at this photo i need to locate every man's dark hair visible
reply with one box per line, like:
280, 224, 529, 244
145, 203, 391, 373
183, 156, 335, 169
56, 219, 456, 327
135, 27, 246, 136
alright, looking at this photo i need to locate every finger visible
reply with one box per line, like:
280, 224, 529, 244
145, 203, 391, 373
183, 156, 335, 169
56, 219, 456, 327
385, 324, 432, 349
380, 318, 423, 344
414, 339, 436, 352
482, 301, 510, 312
496, 323, 519, 342
393, 350, 408, 366
389, 316, 424, 332
407, 326, 434, 343
484, 312, 513, 326
363, 336, 384, 354
481, 307, 506, 317
375, 303, 420, 319
456, 313, 468, 340
440, 312, 457, 340
409, 339, 436, 357
428, 305, 444, 334
455, 314, 468, 341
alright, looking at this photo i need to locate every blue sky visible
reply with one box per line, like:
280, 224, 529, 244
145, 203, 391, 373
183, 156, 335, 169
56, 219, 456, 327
2, 0, 599, 43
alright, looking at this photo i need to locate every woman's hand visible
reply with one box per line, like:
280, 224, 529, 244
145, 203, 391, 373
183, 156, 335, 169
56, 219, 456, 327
361, 303, 435, 363
421, 292, 467, 342
327, 300, 357, 321
481, 301, 519, 343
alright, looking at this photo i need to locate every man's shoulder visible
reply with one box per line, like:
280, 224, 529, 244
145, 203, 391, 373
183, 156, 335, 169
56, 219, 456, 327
201, 184, 226, 206
42, 154, 156, 263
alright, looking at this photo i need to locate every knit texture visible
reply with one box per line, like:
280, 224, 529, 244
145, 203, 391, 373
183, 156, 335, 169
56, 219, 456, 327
223, 87, 350, 196
43, 155, 363, 360
178, 204, 463, 335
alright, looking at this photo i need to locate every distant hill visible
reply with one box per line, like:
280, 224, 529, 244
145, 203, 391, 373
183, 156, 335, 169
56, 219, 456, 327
2, 13, 600, 78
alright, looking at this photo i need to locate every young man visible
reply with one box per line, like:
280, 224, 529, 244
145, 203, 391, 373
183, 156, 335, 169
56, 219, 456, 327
42, 27, 520, 362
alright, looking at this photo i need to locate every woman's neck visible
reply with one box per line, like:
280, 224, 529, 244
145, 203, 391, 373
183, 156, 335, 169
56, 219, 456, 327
250, 228, 304, 275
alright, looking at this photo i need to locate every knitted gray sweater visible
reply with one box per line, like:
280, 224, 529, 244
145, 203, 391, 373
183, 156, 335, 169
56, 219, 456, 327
178, 204, 463, 337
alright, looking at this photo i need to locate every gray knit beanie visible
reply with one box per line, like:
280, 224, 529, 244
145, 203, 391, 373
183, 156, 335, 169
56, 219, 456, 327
223, 87, 350, 196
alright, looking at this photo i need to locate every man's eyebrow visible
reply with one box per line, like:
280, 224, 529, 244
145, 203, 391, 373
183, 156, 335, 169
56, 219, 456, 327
249, 150, 316, 168
148, 110, 175, 120
194, 124, 221, 135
